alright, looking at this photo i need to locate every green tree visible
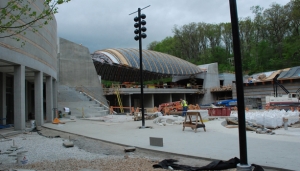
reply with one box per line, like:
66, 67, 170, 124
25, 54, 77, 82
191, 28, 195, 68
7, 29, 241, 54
220, 22, 232, 59
147, 41, 159, 50
0, 0, 70, 41
250, 5, 266, 72
282, 0, 300, 67
263, 3, 290, 60
147, 0, 300, 74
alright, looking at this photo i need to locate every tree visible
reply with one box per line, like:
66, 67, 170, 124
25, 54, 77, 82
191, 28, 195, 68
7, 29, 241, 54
250, 5, 266, 72
287, 0, 300, 36
263, 3, 290, 60
147, 41, 159, 50
220, 22, 232, 58
0, 0, 70, 41
147, 0, 300, 74
173, 22, 201, 60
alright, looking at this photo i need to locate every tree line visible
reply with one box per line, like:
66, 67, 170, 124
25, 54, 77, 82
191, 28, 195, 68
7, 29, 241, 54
147, 0, 300, 75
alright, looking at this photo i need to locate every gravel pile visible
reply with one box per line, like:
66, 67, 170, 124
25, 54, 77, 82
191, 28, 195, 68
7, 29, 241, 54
0, 127, 239, 171
0, 131, 167, 171
0, 133, 105, 169
9, 158, 167, 171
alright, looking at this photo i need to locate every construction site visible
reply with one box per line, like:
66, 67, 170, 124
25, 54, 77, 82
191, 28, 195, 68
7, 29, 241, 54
1, 35, 300, 170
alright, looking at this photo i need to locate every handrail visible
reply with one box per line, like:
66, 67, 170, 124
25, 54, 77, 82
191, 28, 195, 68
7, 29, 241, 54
103, 84, 204, 90
76, 85, 110, 110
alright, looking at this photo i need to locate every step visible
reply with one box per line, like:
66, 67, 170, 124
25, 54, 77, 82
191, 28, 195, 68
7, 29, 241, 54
84, 112, 107, 118
93, 107, 104, 110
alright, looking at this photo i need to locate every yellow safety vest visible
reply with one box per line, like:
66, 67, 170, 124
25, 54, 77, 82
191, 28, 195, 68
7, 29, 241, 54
181, 100, 188, 107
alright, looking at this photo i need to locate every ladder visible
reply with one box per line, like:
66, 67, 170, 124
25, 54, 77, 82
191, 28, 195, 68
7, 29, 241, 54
112, 84, 124, 113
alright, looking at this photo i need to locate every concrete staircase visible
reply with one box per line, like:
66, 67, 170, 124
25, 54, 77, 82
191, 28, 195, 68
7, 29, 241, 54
57, 85, 109, 118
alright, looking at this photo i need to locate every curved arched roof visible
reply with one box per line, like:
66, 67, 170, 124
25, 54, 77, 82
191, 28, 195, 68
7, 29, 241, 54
92, 48, 203, 82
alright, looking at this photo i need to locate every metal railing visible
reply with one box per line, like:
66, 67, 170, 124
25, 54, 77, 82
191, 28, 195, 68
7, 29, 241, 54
102, 84, 205, 95
76, 85, 110, 110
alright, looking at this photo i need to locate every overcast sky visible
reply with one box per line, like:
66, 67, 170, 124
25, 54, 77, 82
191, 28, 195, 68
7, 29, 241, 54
55, 0, 290, 53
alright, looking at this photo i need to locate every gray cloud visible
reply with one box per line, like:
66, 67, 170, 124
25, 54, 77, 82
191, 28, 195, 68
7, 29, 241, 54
55, 0, 290, 53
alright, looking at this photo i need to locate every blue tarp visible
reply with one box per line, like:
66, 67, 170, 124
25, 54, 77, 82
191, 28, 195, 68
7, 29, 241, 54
216, 99, 237, 107
0, 124, 11, 129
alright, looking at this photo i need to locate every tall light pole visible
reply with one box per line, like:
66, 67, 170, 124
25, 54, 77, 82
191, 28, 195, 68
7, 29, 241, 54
229, 0, 251, 170
129, 5, 150, 128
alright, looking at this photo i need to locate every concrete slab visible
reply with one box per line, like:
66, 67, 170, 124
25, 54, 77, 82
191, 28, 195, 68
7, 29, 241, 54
42, 116, 300, 170
149, 137, 163, 147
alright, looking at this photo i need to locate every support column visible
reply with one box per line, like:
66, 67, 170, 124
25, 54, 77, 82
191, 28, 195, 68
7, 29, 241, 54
151, 94, 154, 108
27, 81, 33, 120
14, 65, 25, 130
46, 76, 53, 122
170, 94, 172, 102
25, 81, 29, 121
52, 79, 57, 111
35, 71, 44, 126
0, 73, 6, 125
129, 94, 132, 109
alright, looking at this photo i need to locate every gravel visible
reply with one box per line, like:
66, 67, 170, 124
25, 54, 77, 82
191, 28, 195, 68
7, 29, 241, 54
5, 121, 286, 171
0, 119, 285, 171
0, 128, 172, 171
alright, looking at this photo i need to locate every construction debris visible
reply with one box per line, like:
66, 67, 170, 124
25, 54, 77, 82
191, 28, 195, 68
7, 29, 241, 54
52, 118, 65, 124
63, 136, 74, 148
226, 118, 275, 134
230, 109, 299, 129
153, 116, 185, 126
124, 147, 136, 152
210, 85, 232, 92
133, 108, 159, 121
63, 141, 74, 148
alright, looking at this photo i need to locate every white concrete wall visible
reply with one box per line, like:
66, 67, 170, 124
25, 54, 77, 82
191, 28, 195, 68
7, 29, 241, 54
0, 0, 58, 130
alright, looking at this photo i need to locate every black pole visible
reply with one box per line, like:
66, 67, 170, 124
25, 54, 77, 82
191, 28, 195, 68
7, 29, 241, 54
229, 0, 248, 165
138, 8, 145, 127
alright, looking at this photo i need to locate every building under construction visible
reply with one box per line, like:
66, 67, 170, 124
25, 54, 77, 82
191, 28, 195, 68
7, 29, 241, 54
2, 35, 300, 129
1, 0, 299, 130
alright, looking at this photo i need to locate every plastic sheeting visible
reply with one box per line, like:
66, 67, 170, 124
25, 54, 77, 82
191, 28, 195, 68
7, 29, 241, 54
153, 116, 185, 126
153, 157, 264, 171
230, 110, 299, 128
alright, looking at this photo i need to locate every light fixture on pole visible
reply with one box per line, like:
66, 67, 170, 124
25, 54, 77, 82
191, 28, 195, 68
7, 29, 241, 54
129, 5, 150, 128
229, 0, 251, 170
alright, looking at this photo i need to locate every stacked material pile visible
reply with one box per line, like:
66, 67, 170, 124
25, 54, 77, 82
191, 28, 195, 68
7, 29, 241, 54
153, 116, 185, 126
230, 109, 299, 129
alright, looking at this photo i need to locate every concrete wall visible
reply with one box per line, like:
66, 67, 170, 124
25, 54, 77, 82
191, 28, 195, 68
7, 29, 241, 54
232, 79, 300, 107
59, 38, 100, 87
171, 63, 220, 105
0, 0, 58, 129
219, 73, 235, 86
0, 1, 57, 79
196, 63, 220, 105
58, 38, 107, 106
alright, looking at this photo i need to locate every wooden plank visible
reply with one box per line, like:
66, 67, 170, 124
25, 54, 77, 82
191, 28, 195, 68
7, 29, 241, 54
183, 112, 206, 132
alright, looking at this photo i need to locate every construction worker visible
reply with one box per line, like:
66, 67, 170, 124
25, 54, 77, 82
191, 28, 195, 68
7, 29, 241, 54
180, 98, 188, 117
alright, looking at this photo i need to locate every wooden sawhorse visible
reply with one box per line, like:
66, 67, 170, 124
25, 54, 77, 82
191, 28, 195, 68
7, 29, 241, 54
183, 111, 206, 133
